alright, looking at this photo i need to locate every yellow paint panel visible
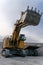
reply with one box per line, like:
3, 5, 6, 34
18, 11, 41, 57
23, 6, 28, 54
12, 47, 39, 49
18, 40, 24, 49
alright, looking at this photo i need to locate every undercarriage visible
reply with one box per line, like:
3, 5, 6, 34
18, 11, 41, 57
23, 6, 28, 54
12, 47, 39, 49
1, 47, 38, 57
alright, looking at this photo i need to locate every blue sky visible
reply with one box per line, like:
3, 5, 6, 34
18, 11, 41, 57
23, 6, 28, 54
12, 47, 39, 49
0, 0, 43, 43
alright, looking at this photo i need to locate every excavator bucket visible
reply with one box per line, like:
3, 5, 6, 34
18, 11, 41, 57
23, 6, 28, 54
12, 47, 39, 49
20, 6, 42, 28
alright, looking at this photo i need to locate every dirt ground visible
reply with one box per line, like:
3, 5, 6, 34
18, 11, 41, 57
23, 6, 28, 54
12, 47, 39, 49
0, 54, 43, 65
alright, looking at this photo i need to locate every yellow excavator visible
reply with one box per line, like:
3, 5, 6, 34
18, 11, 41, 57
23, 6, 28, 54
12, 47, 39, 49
1, 6, 42, 57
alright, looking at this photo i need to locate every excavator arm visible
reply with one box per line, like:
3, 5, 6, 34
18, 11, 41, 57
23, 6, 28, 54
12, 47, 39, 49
12, 6, 42, 43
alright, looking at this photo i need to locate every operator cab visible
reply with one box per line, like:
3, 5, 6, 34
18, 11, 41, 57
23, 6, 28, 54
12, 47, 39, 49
19, 34, 26, 41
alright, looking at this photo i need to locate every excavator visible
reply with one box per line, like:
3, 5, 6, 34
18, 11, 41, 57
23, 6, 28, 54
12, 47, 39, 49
1, 6, 42, 57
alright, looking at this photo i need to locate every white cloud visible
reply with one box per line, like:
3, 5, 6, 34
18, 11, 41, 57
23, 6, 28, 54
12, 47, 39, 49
0, 7, 12, 36
20, 27, 43, 43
